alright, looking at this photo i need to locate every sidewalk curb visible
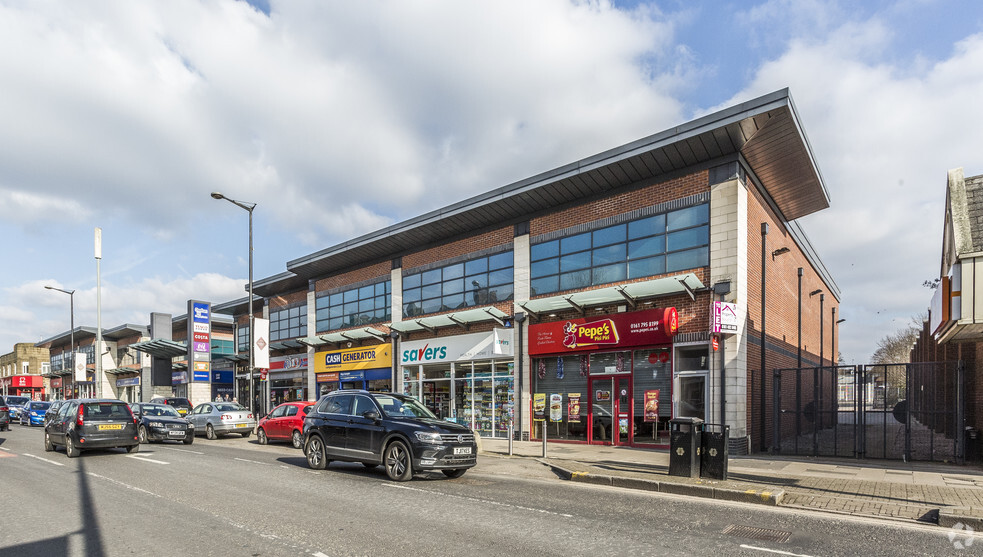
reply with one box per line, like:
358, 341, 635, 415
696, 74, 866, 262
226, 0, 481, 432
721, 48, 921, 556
939, 508, 983, 530
541, 460, 784, 506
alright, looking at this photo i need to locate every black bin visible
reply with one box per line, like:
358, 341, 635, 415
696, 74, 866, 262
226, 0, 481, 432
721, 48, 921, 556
669, 417, 704, 478
966, 427, 980, 463
700, 424, 729, 480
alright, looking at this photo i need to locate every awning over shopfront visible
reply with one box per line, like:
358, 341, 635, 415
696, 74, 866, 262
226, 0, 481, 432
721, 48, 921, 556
516, 273, 705, 320
129, 338, 188, 359
269, 340, 306, 350
299, 327, 390, 347
389, 306, 509, 335
103, 366, 141, 375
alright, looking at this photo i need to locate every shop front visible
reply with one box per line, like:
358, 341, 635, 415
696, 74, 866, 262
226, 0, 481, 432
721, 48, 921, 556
116, 376, 140, 403
400, 329, 514, 438
529, 307, 678, 447
50, 376, 65, 400
267, 354, 310, 405
211, 369, 235, 401
1, 375, 45, 400
313, 343, 392, 397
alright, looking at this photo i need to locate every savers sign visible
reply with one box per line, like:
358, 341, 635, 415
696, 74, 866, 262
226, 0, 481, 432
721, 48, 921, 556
528, 307, 678, 355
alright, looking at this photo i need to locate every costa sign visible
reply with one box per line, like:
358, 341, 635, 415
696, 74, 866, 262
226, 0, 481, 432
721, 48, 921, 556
529, 307, 678, 356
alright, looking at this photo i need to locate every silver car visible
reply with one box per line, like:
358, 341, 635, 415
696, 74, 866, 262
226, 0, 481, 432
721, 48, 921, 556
187, 402, 256, 440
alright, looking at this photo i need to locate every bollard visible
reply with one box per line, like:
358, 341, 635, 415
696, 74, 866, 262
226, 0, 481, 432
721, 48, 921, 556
508, 422, 514, 456
542, 421, 547, 457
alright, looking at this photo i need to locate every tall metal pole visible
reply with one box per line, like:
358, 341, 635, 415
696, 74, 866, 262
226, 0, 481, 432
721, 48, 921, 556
248, 205, 255, 418
46, 286, 75, 399
95, 227, 103, 400
760, 223, 768, 452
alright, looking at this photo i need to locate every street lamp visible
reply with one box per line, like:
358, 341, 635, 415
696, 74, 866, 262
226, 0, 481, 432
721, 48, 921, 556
211, 192, 257, 417
45, 285, 75, 398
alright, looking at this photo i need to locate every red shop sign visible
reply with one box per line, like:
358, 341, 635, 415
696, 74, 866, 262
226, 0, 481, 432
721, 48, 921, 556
528, 307, 678, 356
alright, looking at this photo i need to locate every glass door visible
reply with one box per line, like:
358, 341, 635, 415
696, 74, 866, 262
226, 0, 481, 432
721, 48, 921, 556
675, 373, 707, 421
588, 376, 632, 445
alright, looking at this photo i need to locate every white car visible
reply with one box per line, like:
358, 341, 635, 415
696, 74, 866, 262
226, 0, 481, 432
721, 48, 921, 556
187, 402, 256, 440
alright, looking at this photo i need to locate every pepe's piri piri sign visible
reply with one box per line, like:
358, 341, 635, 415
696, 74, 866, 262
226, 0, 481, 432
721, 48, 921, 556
528, 307, 678, 355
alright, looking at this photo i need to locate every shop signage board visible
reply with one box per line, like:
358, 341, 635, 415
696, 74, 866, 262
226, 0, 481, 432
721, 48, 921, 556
116, 377, 140, 387
188, 300, 211, 382
549, 394, 562, 422
399, 329, 514, 365
314, 343, 391, 374
528, 308, 678, 356
644, 390, 660, 422
568, 394, 581, 423
711, 301, 739, 334
271, 355, 309, 370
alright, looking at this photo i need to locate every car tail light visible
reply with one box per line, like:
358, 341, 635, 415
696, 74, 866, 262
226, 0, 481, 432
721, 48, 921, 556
247, 413, 253, 419
221, 414, 232, 420
126, 405, 138, 425
77, 405, 85, 427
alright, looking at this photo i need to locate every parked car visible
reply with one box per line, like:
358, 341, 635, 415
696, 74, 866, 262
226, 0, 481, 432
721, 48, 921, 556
302, 390, 477, 481
130, 403, 195, 444
44, 398, 139, 458
0, 397, 10, 431
188, 402, 255, 440
148, 396, 193, 416
5, 396, 30, 423
43, 400, 66, 427
257, 401, 316, 448
20, 400, 51, 426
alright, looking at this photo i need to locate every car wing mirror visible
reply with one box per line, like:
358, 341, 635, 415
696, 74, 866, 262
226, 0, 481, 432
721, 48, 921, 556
363, 411, 380, 421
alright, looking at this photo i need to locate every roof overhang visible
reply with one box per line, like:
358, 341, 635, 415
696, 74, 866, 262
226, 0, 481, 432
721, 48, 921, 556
284, 88, 827, 281
517, 274, 705, 319
390, 307, 509, 335
129, 339, 188, 359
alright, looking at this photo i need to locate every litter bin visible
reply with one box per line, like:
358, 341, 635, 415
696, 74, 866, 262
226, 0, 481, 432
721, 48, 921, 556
700, 424, 729, 480
966, 427, 980, 463
669, 417, 704, 478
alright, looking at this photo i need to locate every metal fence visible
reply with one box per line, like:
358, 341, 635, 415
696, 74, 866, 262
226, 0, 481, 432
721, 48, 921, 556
751, 361, 963, 462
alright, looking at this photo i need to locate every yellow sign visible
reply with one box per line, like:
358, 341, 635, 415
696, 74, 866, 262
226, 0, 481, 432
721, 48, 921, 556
314, 343, 392, 373
533, 393, 546, 422
193, 362, 210, 372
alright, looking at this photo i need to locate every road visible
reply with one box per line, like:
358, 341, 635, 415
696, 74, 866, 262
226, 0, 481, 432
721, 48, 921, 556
0, 423, 974, 556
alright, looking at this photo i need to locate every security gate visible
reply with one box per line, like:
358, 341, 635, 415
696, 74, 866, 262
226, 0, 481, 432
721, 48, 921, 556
751, 362, 963, 462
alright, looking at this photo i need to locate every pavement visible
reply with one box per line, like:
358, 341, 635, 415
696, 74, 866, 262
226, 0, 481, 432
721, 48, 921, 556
477, 437, 983, 529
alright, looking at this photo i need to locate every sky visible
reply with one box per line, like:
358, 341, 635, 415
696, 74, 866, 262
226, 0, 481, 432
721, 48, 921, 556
1, 0, 982, 365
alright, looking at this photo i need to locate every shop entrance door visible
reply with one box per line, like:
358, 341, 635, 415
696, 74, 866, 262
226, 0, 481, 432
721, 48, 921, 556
589, 376, 632, 446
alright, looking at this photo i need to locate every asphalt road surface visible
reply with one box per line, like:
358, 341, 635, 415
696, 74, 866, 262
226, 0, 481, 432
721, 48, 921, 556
0, 423, 975, 556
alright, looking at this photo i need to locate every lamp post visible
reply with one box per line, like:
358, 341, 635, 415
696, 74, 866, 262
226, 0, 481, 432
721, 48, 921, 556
211, 192, 257, 417
45, 285, 75, 399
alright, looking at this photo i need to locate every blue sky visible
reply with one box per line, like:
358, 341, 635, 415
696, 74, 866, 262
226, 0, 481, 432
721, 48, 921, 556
1, 0, 982, 364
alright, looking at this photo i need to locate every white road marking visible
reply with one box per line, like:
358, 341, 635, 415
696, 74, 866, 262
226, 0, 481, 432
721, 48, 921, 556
740, 545, 815, 557
22, 453, 65, 466
0, 446, 11, 451
125, 454, 169, 465
312, 552, 330, 557
384, 483, 573, 518
86, 472, 161, 497
162, 446, 204, 455
234, 457, 271, 466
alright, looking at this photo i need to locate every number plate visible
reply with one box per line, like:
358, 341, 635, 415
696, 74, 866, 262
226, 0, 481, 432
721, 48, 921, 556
453, 447, 472, 455
98, 424, 123, 430
235, 423, 248, 428
168, 430, 185, 437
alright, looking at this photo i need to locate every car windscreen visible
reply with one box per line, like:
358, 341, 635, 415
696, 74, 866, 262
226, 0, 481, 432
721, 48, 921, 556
31, 402, 51, 410
166, 398, 191, 407
83, 402, 133, 420
373, 395, 437, 419
6, 397, 30, 406
142, 404, 181, 418
215, 403, 245, 412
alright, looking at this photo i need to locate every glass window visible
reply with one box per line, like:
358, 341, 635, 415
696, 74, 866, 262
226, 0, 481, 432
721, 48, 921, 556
401, 251, 513, 316
592, 263, 626, 285
593, 244, 625, 266
560, 252, 590, 272
592, 224, 625, 247
315, 280, 391, 333
443, 263, 464, 280
465, 258, 487, 275
667, 247, 708, 272
628, 256, 665, 279
667, 226, 708, 252
422, 269, 442, 285
667, 205, 709, 231
628, 236, 664, 259
628, 214, 665, 240
560, 270, 590, 291
531, 240, 559, 261
561, 232, 591, 254
531, 258, 558, 278
403, 274, 421, 289
489, 252, 512, 270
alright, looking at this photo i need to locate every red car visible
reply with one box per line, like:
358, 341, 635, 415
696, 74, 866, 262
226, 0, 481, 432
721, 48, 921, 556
257, 401, 316, 448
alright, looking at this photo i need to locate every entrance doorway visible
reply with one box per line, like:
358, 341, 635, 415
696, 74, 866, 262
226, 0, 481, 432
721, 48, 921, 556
589, 375, 632, 445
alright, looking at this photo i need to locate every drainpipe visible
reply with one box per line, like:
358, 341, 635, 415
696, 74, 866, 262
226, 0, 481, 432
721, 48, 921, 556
760, 223, 769, 452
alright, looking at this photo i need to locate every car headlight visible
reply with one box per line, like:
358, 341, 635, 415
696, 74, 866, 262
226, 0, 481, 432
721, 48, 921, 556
414, 431, 443, 444
30, 411, 38, 416
149, 422, 164, 428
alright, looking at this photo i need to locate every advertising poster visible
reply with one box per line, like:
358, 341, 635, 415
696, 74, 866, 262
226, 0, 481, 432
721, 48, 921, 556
533, 393, 546, 422
568, 394, 581, 423
644, 390, 660, 422
549, 394, 562, 422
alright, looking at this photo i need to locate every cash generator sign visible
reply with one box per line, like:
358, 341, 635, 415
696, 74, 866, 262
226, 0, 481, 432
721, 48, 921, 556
314, 343, 392, 374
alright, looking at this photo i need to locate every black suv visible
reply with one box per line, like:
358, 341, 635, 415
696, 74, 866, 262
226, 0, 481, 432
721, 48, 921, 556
148, 396, 192, 416
44, 399, 140, 457
303, 391, 477, 481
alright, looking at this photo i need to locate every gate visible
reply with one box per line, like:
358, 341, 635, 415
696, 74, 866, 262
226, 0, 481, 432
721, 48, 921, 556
750, 361, 964, 462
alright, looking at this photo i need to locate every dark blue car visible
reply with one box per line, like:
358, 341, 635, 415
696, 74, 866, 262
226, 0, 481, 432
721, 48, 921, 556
5, 396, 30, 424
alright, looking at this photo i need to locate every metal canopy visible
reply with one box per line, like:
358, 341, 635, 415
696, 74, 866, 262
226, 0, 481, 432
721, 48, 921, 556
269, 340, 306, 351
285, 89, 828, 282
318, 327, 389, 345
389, 306, 509, 335
129, 338, 188, 359
516, 274, 705, 319
103, 366, 140, 375
298, 336, 329, 348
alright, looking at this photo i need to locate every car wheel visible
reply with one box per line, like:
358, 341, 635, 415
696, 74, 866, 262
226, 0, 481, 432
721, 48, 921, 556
442, 468, 467, 479
291, 430, 303, 450
257, 428, 268, 445
44, 432, 54, 452
66, 435, 80, 458
206, 424, 217, 440
305, 435, 328, 470
126, 443, 139, 454
384, 440, 413, 482
138, 426, 148, 444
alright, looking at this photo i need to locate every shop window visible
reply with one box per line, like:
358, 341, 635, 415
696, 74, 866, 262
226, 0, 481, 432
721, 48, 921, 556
237, 323, 250, 352
530, 203, 709, 296
270, 304, 308, 341
676, 346, 709, 371
532, 356, 588, 441
403, 251, 513, 317
632, 349, 672, 445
